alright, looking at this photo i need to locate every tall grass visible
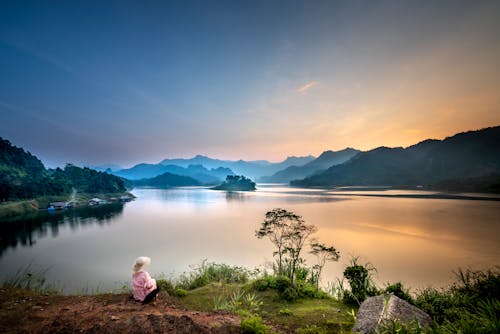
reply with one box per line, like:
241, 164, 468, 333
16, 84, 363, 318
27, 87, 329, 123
1, 263, 54, 292
371, 267, 500, 333
175, 260, 251, 290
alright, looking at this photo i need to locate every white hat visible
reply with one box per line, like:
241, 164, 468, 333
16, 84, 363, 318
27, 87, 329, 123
133, 256, 151, 273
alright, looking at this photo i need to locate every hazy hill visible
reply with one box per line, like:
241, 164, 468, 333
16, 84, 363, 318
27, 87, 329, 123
89, 164, 123, 172
160, 154, 315, 179
115, 155, 315, 180
133, 172, 201, 188
292, 127, 500, 191
260, 148, 360, 183
112, 163, 234, 184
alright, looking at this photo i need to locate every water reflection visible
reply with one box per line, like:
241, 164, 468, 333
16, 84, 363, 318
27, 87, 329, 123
0, 203, 124, 256
0, 186, 499, 293
225, 191, 248, 202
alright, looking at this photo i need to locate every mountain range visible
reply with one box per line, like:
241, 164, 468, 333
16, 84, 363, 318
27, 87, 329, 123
111, 155, 315, 181
292, 126, 500, 192
2, 126, 499, 195
160, 155, 316, 179
259, 148, 360, 183
112, 164, 234, 184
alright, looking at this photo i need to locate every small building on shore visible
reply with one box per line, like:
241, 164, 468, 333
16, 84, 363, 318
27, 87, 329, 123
49, 202, 67, 210
88, 198, 104, 206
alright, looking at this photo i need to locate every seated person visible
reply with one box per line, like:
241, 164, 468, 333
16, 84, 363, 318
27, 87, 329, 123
132, 256, 160, 304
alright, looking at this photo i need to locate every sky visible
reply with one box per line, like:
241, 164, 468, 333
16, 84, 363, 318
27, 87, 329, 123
1, 0, 499, 168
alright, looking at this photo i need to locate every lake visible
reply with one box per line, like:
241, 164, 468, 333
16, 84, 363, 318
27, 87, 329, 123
1, 185, 499, 294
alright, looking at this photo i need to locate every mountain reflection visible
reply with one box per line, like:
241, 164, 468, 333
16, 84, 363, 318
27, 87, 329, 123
0, 203, 125, 256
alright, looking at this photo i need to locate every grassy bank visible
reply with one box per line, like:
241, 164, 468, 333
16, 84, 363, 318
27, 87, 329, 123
1, 261, 499, 333
179, 283, 354, 333
0, 196, 68, 220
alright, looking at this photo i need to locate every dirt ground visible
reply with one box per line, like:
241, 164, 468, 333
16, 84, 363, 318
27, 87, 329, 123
0, 288, 241, 333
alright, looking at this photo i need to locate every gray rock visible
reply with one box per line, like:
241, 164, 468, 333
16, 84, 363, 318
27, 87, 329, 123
352, 294, 433, 333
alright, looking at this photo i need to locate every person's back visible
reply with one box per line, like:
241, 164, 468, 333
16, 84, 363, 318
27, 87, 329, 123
131, 256, 160, 304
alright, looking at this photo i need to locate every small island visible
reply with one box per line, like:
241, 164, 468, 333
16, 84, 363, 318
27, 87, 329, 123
211, 175, 256, 191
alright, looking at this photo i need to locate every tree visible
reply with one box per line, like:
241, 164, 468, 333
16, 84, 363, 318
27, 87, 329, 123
343, 257, 377, 305
310, 240, 340, 292
285, 218, 317, 286
256, 209, 297, 276
256, 208, 317, 286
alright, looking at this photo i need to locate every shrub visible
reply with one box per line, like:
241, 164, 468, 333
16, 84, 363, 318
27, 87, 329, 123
177, 260, 250, 290
214, 290, 263, 313
174, 288, 187, 297
156, 279, 175, 295
384, 282, 413, 304
278, 308, 293, 316
274, 275, 291, 293
297, 282, 317, 298
240, 315, 269, 334
282, 286, 299, 301
295, 267, 310, 282
342, 257, 378, 305
414, 288, 456, 324
252, 277, 273, 291
412, 268, 500, 333
453, 267, 500, 303
415, 268, 500, 326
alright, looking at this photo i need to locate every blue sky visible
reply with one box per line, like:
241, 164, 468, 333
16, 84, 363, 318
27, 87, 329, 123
1, 0, 499, 168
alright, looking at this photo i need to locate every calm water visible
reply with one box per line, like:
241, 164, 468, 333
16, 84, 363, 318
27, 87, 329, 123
1, 185, 499, 293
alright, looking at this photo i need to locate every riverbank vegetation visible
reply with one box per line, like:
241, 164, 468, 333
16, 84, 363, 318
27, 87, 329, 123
0, 191, 133, 221
2, 261, 499, 333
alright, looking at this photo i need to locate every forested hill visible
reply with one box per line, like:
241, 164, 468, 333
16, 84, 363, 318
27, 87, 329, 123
292, 126, 500, 192
133, 172, 201, 188
260, 148, 360, 183
0, 137, 126, 201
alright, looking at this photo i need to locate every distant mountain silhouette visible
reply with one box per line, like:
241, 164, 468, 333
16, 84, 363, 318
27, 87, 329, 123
260, 148, 360, 183
160, 155, 315, 179
114, 155, 315, 180
89, 164, 123, 172
292, 126, 500, 192
112, 163, 234, 184
133, 172, 201, 188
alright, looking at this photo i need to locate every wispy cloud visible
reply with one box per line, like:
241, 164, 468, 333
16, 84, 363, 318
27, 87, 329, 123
296, 81, 319, 95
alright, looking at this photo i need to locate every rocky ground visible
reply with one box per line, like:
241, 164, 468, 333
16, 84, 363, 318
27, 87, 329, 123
0, 288, 241, 334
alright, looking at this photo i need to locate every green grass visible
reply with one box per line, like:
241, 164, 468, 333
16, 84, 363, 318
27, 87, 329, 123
180, 282, 355, 333
181, 282, 243, 311
256, 290, 354, 333
0, 199, 40, 220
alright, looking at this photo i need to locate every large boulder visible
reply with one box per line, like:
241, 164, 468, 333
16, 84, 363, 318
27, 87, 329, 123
352, 294, 433, 333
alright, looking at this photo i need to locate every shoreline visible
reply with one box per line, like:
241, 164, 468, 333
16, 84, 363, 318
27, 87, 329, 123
325, 191, 500, 201
0, 192, 135, 221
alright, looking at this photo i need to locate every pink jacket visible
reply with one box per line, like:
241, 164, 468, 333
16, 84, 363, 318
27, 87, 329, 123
132, 271, 157, 301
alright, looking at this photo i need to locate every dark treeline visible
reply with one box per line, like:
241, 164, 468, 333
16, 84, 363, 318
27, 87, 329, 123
0, 137, 126, 201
